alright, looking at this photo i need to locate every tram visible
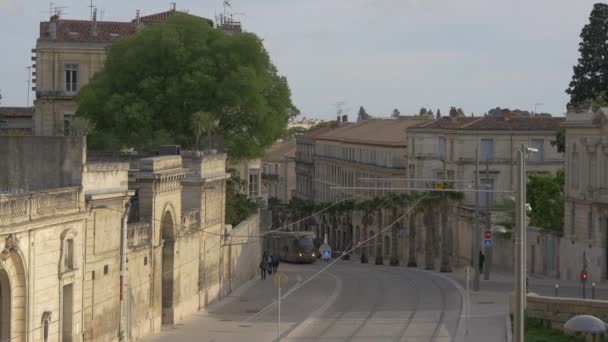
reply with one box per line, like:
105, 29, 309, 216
265, 231, 317, 264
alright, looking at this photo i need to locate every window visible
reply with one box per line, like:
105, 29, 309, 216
571, 144, 579, 189
65, 64, 79, 93
248, 168, 259, 198
589, 151, 597, 189
588, 210, 594, 240
438, 136, 446, 161
530, 139, 544, 162
571, 205, 576, 237
481, 139, 494, 162
480, 179, 494, 208
63, 112, 74, 136
64, 239, 74, 270
104, 265, 109, 275
449, 139, 454, 161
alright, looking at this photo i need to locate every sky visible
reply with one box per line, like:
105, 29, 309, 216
0, 0, 601, 120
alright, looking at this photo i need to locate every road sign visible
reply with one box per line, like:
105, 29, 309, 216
273, 272, 288, 289
484, 239, 492, 248
434, 181, 444, 190
322, 249, 332, 259
484, 230, 492, 239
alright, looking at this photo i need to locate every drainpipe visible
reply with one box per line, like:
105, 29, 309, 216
120, 202, 130, 340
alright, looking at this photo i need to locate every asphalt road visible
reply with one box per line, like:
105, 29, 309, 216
142, 260, 467, 342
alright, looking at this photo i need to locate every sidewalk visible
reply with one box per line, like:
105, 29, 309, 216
441, 267, 511, 342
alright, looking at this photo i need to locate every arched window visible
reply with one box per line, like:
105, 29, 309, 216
60, 229, 78, 274
41, 311, 51, 342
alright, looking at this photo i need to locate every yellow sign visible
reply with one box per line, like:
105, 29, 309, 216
434, 181, 444, 190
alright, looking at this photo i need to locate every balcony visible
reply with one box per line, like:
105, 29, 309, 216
36, 90, 77, 99
262, 173, 279, 181
0, 187, 82, 226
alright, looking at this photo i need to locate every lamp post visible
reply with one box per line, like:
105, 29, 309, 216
514, 145, 537, 342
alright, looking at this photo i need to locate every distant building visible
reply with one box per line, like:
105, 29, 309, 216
263, 139, 296, 204
561, 105, 608, 282
311, 116, 428, 202
288, 117, 323, 130
32, 5, 216, 136
408, 111, 565, 209
0, 107, 34, 133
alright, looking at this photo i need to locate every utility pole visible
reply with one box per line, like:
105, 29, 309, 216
484, 162, 491, 281
473, 147, 480, 291
514, 144, 527, 342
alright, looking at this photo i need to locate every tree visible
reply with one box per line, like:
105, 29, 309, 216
427, 109, 434, 117
392, 108, 401, 118
307, 121, 331, 131
285, 126, 307, 138
225, 168, 258, 226
288, 105, 301, 119
526, 170, 565, 232
357, 106, 371, 122
436, 109, 441, 118
77, 14, 293, 160
191, 111, 219, 151
551, 128, 566, 153
419, 107, 427, 116
566, 3, 608, 107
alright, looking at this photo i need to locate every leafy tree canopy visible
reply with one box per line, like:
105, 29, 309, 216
527, 169, 565, 232
566, 3, 608, 107
391, 108, 401, 118
357, 106, 371, 122
77, 14, 294, 160
419, 107, 427, 115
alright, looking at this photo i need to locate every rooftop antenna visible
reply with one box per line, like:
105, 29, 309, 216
88, 0, 94, 20
99, 8, 105, 20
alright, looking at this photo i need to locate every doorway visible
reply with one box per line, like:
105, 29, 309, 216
161, 211, 175, 325
62, 284, 73, 342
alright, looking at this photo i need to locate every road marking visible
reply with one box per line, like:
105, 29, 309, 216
243, 272, 305, 322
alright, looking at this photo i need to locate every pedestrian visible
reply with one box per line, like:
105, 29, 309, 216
273, 255, 279, 273
479, 251, 485, 275
266, 254, 273, 275
259, 259, 267, 280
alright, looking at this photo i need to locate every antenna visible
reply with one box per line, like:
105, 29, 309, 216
25, 66, 32, 107
89, 0, 94, 20
99, 8, 105, 20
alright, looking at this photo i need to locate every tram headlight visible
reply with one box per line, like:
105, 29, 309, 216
298, 253, 303, 257
312, 253, 315, 257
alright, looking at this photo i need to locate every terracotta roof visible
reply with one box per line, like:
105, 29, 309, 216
0, 107, 34, 118
300, 124, 344, 139
316, 118, 430, 147
265, 139, 296, 162
39, 20, 136, 44
411, 116, 564, 131
39, 11, 212, 44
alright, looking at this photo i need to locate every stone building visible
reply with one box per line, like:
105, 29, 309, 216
312, 117, 428, 203
0, 136, 260, 341
263, 139, 296, 204
562, 106, 608, 282
228, 158, 263, 202
0, 107, 34, 133
32, 6, 213, 136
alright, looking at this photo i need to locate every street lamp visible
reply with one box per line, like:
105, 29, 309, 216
514, 145, 536, 342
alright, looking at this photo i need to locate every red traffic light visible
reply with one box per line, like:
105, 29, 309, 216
581, 271, 588, 281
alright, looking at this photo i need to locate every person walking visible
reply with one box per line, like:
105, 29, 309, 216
272, 255, 279, 273
479, 251, 485, 275
259, 258, 267, 280
266, 254, 273, 275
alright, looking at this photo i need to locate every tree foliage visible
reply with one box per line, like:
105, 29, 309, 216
419, 107, 427, 116
225, 168, 258, 226
77, 14, 293, 160
526, 170, 565, 232
357, 106, 371, 122
391, 108, 401, 118
566, 3, 608, 107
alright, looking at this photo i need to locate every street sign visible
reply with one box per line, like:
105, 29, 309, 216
273, 272, 288, 289
484, 230, 492, 239
322, 249, 332, 259
484, 239, 493, 248
434, 181, 444, 190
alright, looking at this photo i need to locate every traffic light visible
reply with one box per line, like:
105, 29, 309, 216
580, 270, 588, 283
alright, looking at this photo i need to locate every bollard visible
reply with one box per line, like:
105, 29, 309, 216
592, 282, 595, 300
555, 284, 559, 297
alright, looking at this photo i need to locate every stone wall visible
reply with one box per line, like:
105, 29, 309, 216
227, 214, 262, 291
526, 294, 608, 330
0, 135, 85, 190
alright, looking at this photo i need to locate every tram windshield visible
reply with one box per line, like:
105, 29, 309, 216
297, 237, 314, 253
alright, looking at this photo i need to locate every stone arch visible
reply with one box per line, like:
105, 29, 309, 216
0, 236, 27, 342
160, 209, 176, 324
161, 203, 177, 241
59, 229, 78, 274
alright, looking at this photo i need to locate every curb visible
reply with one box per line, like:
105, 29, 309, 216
431, 271, 468, 342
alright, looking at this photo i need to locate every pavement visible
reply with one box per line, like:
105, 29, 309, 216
140, 260, 516, 342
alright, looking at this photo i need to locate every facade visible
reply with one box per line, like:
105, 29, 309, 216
312, 117, 428, 203
0, 107, 34, 133
0, 136, 261, 341
407, 113, 565, 208
288, 117, 323, 130
262, 139, 296, 204
228, 158, 263, 201
562, 106, 608, 282
32, 7, 213, 136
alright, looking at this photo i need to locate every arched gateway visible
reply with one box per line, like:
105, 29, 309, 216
0, 235, 27, 342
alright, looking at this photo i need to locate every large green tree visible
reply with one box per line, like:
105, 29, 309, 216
77, 14, 293, 160
566, 3, 608, 107
526, 169, 565, 232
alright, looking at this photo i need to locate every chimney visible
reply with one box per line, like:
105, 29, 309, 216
342, 115, 348, 123
91, 9, 98, 37
171, 2, 176, 11
47, 15, 59, 39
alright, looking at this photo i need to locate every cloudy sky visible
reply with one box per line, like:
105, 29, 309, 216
0, 0, 600, 119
